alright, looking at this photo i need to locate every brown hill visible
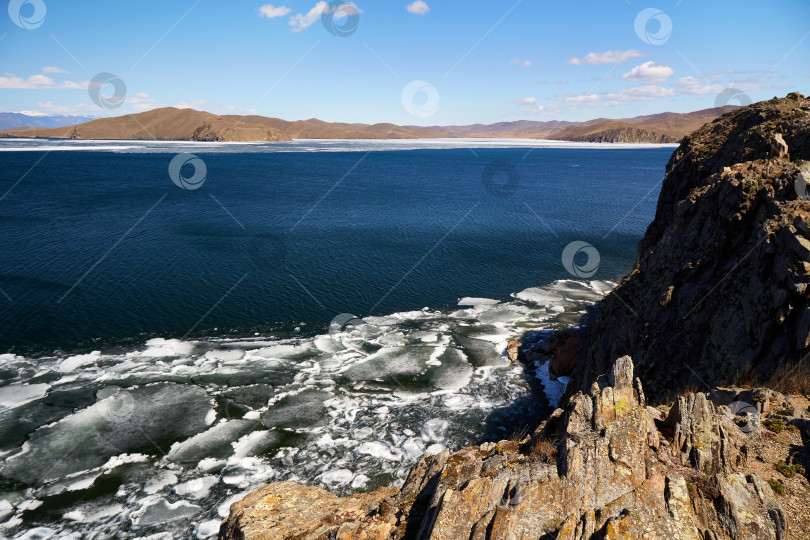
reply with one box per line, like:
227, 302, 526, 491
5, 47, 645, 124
2, 108, 291, 142
0, 105, 738, 143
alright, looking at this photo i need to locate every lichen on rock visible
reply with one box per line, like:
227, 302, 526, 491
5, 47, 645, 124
219, 356, 794, 539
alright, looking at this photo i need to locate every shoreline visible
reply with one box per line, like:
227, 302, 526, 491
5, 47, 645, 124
0, 137, 681, 152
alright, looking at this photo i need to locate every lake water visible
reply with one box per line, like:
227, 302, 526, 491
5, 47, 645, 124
0, 139, 673, 538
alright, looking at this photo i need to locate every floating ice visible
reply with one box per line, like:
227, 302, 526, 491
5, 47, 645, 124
1, 384, 211, 483
356, 441, 403, 461
131, 498, 201, 526
196, 520, 222, 539
218, 492, 251, 518
261, 390, 331, 429
0, 500, 13, 522
0, 278, 610, 539
174, 476, 219, 499
63, 503, 123, 523
57, 351, 101, 373
12, 526, 57, 539
0, 383, 50, 409
169, 420, 260, 465
320, 468, 353, 485
535, 360, 569, 408
144, 471, 179, 495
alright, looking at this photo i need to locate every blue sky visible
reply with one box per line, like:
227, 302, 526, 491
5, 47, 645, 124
1, 0, 809, 125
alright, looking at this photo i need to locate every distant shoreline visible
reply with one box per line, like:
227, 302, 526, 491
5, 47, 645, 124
0, 137, 680, 152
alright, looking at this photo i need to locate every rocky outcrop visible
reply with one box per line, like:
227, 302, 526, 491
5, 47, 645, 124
566, 93, 810, 400
568, 127, 678, 144
219, 356, 797, 539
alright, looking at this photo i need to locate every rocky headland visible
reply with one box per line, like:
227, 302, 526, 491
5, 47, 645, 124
218, 94, 810, 538
561, 92, 810, 401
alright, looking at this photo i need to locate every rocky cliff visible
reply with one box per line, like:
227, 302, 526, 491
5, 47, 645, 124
563, 92, 810, 401
568, 127, 678, 143
220, 356, 810, 538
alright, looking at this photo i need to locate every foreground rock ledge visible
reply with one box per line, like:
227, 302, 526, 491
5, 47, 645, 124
220, 356, 799, 539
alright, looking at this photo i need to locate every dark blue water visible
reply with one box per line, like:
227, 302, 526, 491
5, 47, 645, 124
0, 145, 670, 353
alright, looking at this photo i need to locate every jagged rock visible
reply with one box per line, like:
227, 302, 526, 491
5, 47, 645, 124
218, 481, 398, 539
219, 356, 789, 539
771, 133, 790, 160
661, 392, 747, 474
569, 93, 810, 400
506, 340, 521, 362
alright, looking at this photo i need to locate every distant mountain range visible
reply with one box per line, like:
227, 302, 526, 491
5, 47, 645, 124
0, 112, 97, 131
0, 105, 740, 143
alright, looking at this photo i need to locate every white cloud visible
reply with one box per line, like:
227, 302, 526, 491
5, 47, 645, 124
259, 4, 293, 18
621, 61, 674, 84
42, 66, 69, 74
126, 93, 163, 112
523, 105, 545, 114
27, 94, 164, 116
731, 81, 777, 92
610, 85, 676, 100
406, 1, 430, 15
34, 101, 92, 115
559, 85, 675, 107
561, 92, 602, 104
290, 2, 328, 32
675, 76, 725, 95
0, 73, 85, 89
569, 49, 648, 66
510, 59, 532, 68
517, 97, 536, 104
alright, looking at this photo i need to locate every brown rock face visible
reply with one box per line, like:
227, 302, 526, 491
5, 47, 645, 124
506, 340, 522, 362
571, 93, 810, 400
568, 126, 678, 143
219, 356, 791, 539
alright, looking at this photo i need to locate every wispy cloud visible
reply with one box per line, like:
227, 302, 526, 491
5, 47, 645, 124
289, 2, 327, 32
569, 49, 648, 66
42, 66, 69, 74
510, 58, 532, 68
621, 61, 674, 84
516, 96, 537, 104
34, 101, 94, 115
0, 73, 85, 89
523, 105, 544, 114
558, 85, 675, 107
675, 76, 725, 95
406, 1, 430, 15
675, 75, 776, 95
259, 4, 293, 18
128, 92, 163, 112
